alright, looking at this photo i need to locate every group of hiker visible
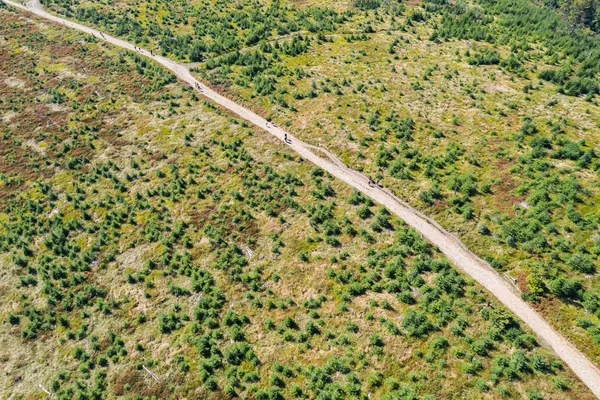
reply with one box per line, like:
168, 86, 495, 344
268, 122, 381, 189
132, 45, 153, 56
25, 0, 390, 197
265, 122, 290, 144
368, 176, 380, 187
91, 24, 381, 192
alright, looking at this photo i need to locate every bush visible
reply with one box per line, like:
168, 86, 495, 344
567, 253, 596, 274
562, 78, 598, 96
402, 309, 433, 338
354, 0, 382, 9
6, 313, 20, 325
549, 277, 582, 300
467, 48, 500, 65
367, 372, 384, 388
552, 376, 569, 390
205, 377, 218, 391
348, 282, 366, 296
461, 359, 483, 375
477, 224, 490, 235
539, 68, 568, 84
357, 205, 373, 219
429, 336, 449, 352
530, 354, 550, 373
305, 321, 320, 336
298, 251, 309, 262
253, 75, 276, 96
369, 333, 384, 347
158, 312, 182, 334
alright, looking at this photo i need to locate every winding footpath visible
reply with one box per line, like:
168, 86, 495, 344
5, 0, 600, 396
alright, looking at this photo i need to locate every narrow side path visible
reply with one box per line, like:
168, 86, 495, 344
5, 0, 600, 396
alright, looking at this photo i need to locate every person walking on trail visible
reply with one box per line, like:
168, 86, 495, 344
284, 133, 288, 142
368, 176, 373, 186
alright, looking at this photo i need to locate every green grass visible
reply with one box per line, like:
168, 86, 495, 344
38, 0, 600, 370
6, 0, 600, 372
1, 7, 597, 400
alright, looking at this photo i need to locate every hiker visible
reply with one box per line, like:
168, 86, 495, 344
284, 133, 288, 142
368, 176, 373, 186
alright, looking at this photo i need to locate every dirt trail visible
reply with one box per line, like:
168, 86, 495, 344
5, 0, 600, 397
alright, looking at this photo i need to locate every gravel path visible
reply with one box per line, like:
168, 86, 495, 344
5, 0, 600, 396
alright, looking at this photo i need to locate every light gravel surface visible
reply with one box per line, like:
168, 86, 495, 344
5, 0, 600, 396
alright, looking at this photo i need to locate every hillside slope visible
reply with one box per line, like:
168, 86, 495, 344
32, 0, 600, 368
0, 6, 596, 399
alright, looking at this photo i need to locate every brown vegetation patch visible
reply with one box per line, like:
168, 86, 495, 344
492, 159, 523, 216
112, 370, 171, 398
